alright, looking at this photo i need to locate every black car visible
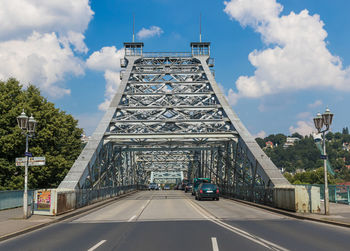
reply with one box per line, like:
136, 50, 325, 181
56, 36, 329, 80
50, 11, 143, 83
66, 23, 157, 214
184, 183, 193, 193
195, 183, 219, 201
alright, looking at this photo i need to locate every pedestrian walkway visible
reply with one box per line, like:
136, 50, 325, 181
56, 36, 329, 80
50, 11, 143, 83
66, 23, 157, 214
0, 206, 54, 239
300, 202, 350, 224
0, 198, 349, 242
0, 191, 137, 242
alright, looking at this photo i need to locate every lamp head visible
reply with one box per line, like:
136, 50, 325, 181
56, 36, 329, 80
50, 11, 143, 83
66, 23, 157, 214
28, 114, 36, 134
17, 109, 28, 131
322, 107, 333, 128
313, 112, 323, 132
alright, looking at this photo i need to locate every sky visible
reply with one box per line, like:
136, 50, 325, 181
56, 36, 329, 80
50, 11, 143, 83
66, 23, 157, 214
0, 0, 349, 138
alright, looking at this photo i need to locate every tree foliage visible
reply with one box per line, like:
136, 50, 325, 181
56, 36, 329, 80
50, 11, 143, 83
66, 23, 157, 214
0, 79, 83, 190
283, 168, 336, 185
256, 131, 350, 184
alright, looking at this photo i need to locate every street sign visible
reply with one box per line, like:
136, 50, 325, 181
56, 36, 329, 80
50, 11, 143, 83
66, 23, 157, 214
15, 157, 27, 166
320, 155, 327, 160
15, 157, 46, 166
25, 152, 33, 157
29, 157, 46, 166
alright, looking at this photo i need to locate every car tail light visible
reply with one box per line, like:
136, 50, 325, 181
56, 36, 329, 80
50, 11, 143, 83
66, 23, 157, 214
216, 189, 219, 194
200, 190, 203, 194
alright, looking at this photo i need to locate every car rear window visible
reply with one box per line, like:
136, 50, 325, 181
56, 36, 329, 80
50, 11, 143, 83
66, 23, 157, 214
201, 183, 217, 189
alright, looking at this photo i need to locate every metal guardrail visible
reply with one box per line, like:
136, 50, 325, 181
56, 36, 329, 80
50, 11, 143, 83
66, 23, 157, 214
142, 52, 192, 57
0, 190, 35, 210
296, 184, 350, 205
75, 185, 146, 208
219, 185, 274, 206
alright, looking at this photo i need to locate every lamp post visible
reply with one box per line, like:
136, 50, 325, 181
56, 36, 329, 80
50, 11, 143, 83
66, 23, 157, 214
17, 110, 37, 219
313, 108, 333, 215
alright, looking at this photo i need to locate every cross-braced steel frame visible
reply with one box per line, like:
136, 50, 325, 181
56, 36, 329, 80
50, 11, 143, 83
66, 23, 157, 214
59, 41, 290, 203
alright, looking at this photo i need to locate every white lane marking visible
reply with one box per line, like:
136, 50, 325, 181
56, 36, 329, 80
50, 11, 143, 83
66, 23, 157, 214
87, 240, 106, 251
128, 215, 137, 222
140, 199, 150, 210
187, 200, 289, 251
211, 237, 219, 251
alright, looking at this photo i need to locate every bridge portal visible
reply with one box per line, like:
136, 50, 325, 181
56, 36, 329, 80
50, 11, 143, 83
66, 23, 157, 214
58, 41, 290, 204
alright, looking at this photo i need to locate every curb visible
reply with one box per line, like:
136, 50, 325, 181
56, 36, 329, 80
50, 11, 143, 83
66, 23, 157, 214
222, 196, 350, 228
0, 190, 138, 242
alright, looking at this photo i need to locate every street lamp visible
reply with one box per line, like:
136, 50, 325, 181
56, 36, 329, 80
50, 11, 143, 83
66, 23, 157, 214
313, 108, 333, 215
17, 109, 37, 219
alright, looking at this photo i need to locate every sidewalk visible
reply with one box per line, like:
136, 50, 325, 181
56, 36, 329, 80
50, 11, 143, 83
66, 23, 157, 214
0, 191, 137, 242
298, 202, 350, 225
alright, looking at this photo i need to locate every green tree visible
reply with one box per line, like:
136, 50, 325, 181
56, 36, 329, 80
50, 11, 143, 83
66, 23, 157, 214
0, 79, 83, 190
255, 137, 265, 148
291, 132, 303, 139
325, 132, 334, 141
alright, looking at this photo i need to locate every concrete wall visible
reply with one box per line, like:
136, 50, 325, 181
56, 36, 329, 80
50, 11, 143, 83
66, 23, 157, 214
56, 190, 76, 215
273, 185, 321, 213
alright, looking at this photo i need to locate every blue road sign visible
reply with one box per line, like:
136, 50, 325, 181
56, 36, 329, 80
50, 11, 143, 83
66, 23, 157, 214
25, 152, 33, 157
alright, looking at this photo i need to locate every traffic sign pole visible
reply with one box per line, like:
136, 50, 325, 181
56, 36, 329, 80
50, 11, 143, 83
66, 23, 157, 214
23, 134, 29, 219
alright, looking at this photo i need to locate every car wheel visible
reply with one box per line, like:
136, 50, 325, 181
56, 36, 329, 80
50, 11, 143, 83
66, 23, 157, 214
216, 198, 219, 201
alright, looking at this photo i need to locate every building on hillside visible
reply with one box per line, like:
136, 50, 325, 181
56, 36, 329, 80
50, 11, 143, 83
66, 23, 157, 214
265, 141, 274, 149
312, 132, 322, 142
283, 137, 300, 148
342, 142, 350, 151
81, 134, 91, 144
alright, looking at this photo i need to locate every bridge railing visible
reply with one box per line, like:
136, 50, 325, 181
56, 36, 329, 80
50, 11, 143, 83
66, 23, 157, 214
33, 184, 148, 216
218, 185, 274, 206
75, 185, 144, 208
296, 184, 350, 205
0, 190, 35, 210
142, 52, 192, 57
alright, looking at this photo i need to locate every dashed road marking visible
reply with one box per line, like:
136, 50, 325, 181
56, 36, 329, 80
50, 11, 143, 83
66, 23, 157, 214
211, 237, 219, 251
87, 240, 106, 251
187, 199, 289, 251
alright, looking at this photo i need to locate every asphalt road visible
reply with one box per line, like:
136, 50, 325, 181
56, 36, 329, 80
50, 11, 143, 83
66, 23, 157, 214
1, 190, 350, 251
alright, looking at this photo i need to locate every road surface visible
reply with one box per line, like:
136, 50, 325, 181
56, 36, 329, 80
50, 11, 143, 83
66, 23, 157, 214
1, 190, 350, 251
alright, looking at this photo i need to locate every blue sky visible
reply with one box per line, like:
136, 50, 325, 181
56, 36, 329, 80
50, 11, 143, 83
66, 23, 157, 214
1, 0, 349, 137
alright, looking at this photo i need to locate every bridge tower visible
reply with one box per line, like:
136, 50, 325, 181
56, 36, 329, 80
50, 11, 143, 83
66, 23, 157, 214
58, 41, 290, 202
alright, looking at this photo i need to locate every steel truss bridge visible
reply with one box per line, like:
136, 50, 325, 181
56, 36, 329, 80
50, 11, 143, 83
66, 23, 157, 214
59, 41, 290, 203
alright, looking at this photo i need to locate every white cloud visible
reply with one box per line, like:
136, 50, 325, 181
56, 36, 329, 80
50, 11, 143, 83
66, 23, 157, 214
75, 112, 104, 136
253, 130, 267, 138
227, 88, 239, 105
308, 100, 322, 108
86, 46, 124, 110
0, 0, 93, 41
224, 0, 350, 101
289, 120, 315, 136
137, 26, 163, 39
0, 32, 84, 97
0, 0, 93, 98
